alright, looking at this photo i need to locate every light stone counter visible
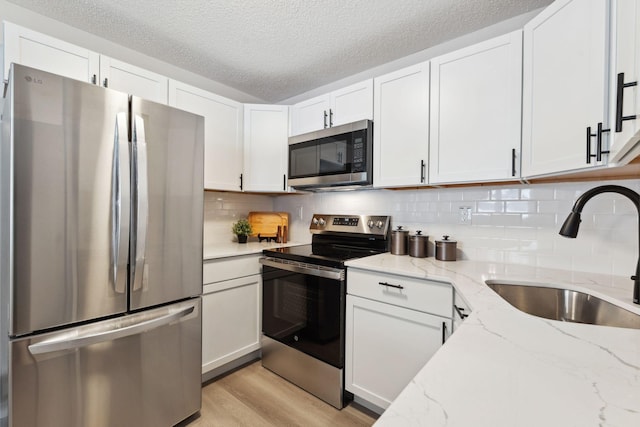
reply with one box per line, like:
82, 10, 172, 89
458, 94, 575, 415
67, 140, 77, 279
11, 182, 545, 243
344, 253, 640, 427
203, 240, 306, 260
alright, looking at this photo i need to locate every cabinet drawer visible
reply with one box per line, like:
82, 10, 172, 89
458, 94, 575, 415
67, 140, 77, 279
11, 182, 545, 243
203, 254, 261, 285
347, 268, 453, 318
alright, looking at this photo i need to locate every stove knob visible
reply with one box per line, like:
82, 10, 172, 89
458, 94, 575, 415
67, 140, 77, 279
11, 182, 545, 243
367, 219, 375, 229
375, 220, 384, 229
312, 217, 319, 225
318, 218, 326, 226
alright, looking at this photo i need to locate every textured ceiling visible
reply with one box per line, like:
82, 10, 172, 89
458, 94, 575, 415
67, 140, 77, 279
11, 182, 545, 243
7, 0, 552, 102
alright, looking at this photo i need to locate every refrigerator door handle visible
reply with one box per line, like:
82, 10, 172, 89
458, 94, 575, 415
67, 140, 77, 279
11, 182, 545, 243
132, 114, 149, 292
112, 112, 130, 294
27, 304, 196, 355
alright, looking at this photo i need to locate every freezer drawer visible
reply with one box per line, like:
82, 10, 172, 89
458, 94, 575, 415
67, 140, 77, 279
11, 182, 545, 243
8, 299, 202, 427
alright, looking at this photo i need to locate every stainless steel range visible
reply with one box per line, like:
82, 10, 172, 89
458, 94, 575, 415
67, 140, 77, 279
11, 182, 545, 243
260, 214, 390, 408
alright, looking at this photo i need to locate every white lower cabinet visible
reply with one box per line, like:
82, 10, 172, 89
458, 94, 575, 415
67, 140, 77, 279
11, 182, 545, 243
202, 255, 261, 380
99, 56, 168, 104
345, 268, 453, 410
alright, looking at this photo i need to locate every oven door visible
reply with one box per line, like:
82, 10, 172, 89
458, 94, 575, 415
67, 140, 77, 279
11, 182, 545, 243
260, 258, 345, 368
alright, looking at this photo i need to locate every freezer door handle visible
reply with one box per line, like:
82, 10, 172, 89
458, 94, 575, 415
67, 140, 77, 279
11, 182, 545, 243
112, 112, 130, 294
27, 304, 196, 355
132, 114, 149, 292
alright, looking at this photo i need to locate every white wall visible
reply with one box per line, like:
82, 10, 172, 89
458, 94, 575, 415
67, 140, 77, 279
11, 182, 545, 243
274, 178, 640, 280
0, 0, 264, 103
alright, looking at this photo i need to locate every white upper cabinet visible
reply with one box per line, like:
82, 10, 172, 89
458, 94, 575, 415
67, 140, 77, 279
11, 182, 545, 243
290, 79, 373, 136
243, 104, 289, 192
290, 93, 331, 136
100, 56, 168, 104
329, 79, 374, 127
3, 23, 169, 105
609, 0, 640, 164
373, 62, 430, 188
3, 21, 99, 83
169, 80, 243, 191
429, 31, 523, 184
521, 0, 610, 177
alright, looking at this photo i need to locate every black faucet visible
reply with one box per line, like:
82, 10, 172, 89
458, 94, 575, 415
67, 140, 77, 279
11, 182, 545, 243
559, 184, 640, 305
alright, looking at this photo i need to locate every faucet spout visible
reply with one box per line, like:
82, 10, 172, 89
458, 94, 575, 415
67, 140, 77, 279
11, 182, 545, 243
559, 185, 640, 305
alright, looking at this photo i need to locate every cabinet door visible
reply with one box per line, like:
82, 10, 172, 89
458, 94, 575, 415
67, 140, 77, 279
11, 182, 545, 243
243, 104, 289, 192
168, 80, 243, 191
345, 295, 451, 409
290, 93, 331, 135
330, 79, 374, 127
373, 62, 430, 187
202, 275, 261, 375
3, 21, 99, 83
609, 0, 640, 163
430, 31, 522, 184
100, 56, 168, 104
522, 0, 610, 177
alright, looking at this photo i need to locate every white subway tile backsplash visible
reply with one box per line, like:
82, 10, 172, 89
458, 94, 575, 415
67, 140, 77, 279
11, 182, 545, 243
505, 200, 537, 213
262, 178, 640, 277
521, 213, 557, 228
490, 188, 520, 200
477, 201, 505, 213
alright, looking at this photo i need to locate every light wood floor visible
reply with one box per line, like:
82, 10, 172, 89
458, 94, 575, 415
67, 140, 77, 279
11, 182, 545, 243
180, 361, 378, 427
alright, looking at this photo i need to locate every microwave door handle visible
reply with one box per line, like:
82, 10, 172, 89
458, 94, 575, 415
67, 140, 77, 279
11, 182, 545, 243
27, 304, 196, 355
112, 112, 130, 294
132, 114, 148, 292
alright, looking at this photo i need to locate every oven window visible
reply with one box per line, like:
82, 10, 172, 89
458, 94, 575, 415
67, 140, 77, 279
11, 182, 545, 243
262, 266, 344, 368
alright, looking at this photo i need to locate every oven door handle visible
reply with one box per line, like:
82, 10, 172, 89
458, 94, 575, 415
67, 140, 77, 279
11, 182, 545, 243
260, 257, 345, 281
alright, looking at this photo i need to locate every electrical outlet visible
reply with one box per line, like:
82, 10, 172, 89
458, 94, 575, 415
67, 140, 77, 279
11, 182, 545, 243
459, 206, 472, 224
298, 206, 304, 221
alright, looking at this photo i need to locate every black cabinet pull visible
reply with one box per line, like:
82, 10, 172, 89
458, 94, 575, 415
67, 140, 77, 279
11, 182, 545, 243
103, 78, 108, 88
329, 108, 334, 127
586, 126, 596, 164
323, 110, 328, 128
283, 174, 286, 191
511, 148, 516, 177
586, 124, 610, 164
239, 173, 243, 191
454, 304, 469, 319
615, 72, 638, 132
91, 74, 97, 85
420, 160, 426, 183
441, 321, 448, 345
378, 281, 404, 290
596, 122, 610, 162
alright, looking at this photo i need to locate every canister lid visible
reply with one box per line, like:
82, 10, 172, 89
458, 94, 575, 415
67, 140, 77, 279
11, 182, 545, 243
436, 235, 456, 243
392, 226, 409, 233
411, 230, 428, 238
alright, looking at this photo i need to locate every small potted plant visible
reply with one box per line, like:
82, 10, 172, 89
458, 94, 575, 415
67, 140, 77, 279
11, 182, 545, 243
231, 218, 252, 243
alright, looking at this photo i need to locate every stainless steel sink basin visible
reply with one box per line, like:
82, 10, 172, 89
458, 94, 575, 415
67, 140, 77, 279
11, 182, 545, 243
486, 282, 640, 329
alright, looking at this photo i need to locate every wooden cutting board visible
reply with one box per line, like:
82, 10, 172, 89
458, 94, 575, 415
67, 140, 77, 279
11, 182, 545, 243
248, 211, 289, 240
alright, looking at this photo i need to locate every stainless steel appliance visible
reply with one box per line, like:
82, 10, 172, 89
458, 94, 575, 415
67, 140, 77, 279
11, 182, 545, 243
288, 120, 373, 190
260, 214, 390, 408
0, 64, 204, 427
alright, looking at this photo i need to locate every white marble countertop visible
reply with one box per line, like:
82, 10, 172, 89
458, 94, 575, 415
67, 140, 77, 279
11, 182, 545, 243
203, 240, 306, 260
345, 254, 640, 427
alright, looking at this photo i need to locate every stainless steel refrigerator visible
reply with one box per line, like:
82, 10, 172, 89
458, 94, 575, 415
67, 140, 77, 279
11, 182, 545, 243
0, 64, 204, 427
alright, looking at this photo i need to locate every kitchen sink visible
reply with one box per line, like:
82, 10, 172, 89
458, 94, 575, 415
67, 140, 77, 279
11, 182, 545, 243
486, 282, 640, 329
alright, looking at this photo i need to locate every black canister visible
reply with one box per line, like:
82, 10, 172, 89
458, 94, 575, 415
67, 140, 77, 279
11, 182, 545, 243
408, 231, 429, 258
435, 235, 457, 261
390, 226, 409, 255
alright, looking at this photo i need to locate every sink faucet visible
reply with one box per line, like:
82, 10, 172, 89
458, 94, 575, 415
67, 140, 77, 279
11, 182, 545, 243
559, 185, 640, 305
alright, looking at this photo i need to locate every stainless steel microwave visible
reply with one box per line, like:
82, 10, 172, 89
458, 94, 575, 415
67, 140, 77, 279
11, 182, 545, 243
288, 120, 373, 190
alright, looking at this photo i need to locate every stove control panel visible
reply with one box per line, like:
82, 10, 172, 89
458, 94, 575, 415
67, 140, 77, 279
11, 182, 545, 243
309, 214, 390, 237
